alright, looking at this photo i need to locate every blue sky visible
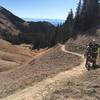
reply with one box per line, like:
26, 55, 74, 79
0, 0, 79, 20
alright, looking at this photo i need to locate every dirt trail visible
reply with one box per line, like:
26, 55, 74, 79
2, 45, 86, 100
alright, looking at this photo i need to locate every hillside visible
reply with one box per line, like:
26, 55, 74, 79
0, 32, 99, 100
0, 6, 26, 36
0, 6, 56, 48
0, 38, 53, 73
66, 30, 100, 54
49, 33, 100, 100
0, 39, 37, 72
0, 43, 82, 99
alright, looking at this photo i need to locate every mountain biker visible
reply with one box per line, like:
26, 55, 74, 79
85, 39, 100, 66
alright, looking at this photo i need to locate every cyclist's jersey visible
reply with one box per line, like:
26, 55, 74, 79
88, 43, 100, 53
86, 46, 92, 54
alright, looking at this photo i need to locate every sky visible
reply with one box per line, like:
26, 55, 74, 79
0, 0, 79, 20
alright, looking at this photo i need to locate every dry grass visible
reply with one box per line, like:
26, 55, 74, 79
0, 45, 81, 98
0, 50, 26, 64
0, 60, 18, 72
0, 39, 35, 57
65, 42, 85, 54
49, 67, 100, 100
0, 39, 44, 72
0, 39, 52, 98
48, 35, 100, 100
0, 34, 99, 99
66, 33, 100, 54
48, 59, 100, 100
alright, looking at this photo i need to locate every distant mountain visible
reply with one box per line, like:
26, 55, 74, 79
0, 6, 56, 48
0, 6, 25, 36
24, 18, 64, 26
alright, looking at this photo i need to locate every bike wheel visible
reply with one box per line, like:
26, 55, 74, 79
85, 63, 91, 71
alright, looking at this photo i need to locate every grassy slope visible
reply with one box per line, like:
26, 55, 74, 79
49, 68, 100, 100
0, 39, 35, 73
49, 34, 100, 100
0, 33, 100, 99
0, 45, 81, 98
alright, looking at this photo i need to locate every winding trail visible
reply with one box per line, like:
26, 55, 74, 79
2, 45, 86, 100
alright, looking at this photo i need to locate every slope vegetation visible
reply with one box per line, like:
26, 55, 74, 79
1, 40, 100, 100
0, 44, 81, 99
0, 45, 84, 100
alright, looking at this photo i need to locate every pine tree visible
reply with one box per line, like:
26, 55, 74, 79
75, 0, 82, 16
74, 0, 82, 32
74, 0, 99, 32
80, 0, 99, 31
62, 9, 74, 42
55, 24, 63, 43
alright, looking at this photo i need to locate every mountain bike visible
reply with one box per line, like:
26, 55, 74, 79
85, 53, 96, 71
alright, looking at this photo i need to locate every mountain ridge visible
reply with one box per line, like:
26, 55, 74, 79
0, 6, 56, 49
24, 18, 64, 26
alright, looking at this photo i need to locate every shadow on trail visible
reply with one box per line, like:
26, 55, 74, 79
91, 64, 100, 70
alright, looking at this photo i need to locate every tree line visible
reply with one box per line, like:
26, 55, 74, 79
55, 0, 100, 43
0, 1, 100, 50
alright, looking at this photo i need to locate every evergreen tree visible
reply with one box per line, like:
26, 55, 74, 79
74, 0, 82, 32
62, 9, 74, 42
55, 24, 63, 43
76, 0, 82, 16
80, 0, 99, 31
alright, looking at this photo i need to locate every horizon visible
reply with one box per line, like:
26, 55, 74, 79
0, 0, 78, 20
23, 17, 65, 20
